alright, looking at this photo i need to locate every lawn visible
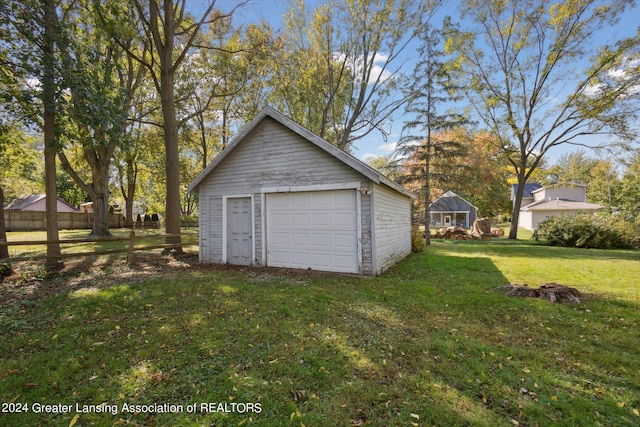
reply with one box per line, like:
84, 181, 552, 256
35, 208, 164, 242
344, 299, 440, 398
0, 237, 638, 426
2, 228, 199, 260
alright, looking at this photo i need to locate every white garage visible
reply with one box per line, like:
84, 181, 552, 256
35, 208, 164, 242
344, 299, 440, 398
188, 107, 415, 276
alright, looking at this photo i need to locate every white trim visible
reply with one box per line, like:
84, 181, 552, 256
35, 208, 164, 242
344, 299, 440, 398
370, 184, 377, 275
356, 188, 363, 274
222, 194, 255, 264
261, 182, 362, 194
260, 192, 266, 265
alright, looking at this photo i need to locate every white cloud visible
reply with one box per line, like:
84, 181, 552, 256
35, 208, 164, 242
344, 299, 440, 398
378, 142, 397, 153
333, 52, 394, 85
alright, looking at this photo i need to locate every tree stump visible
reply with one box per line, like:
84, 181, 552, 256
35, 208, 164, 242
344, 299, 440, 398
502, 283, 582, 303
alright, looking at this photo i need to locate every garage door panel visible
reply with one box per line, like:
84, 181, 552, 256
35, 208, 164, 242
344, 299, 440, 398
311, 213, 331, 226
334, 213, 356, 227
291, 233, 310, 246
335, 255, 357, 269
308, 191, 327, 206
267, 190, 358, 273
334, 233, 357, 248
270, 213, 290, 226
291, 213, 309, 226
291, 194, 310, 208
333, 191, 355, 206
311, 233, 331, 247
271, 231, 290, 244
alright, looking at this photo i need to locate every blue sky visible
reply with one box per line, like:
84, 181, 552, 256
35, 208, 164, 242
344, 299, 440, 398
195, 0, 639, 165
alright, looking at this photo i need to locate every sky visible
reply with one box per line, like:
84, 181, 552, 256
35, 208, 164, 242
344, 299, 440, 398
194, 0, 639, 165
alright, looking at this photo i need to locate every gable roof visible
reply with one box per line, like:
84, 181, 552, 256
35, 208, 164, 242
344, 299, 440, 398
187, 107, 414, 199
510, 182, 543, 201
4, 194, 78, 211
4, 194, 46, 210
430, 191, 478, 212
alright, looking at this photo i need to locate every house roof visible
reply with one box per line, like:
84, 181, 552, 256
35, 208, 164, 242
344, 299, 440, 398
4, 194, 78, 211
187, 107, 415, 199
430, 191, 478, 212
4, 194, 45, 210
510, 182, 543, 200
521, 199, 603, 211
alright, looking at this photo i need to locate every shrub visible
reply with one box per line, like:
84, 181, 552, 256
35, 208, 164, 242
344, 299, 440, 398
411, 228, 426, 252
0, 260, 12, 277
533, 213, 636, 249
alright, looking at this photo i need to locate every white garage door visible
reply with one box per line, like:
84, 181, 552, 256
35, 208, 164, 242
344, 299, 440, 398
266, 190, 359, 273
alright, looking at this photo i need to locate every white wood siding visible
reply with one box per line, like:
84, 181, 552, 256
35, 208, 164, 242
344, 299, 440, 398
197, 117, 370, 268
372, 184, 412, 275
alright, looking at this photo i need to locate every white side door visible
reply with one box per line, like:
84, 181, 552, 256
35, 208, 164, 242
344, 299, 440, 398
226, 197, 252, 265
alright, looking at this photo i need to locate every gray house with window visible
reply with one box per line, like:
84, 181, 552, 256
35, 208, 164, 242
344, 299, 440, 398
188, 107, 415, 276
429, 191, 478, 228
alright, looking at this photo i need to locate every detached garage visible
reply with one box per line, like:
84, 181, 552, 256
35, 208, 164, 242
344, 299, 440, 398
187, 107, 415, 276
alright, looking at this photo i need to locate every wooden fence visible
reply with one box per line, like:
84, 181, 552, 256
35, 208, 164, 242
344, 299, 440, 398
0, 231, 197, 265
3, 210, 125, 231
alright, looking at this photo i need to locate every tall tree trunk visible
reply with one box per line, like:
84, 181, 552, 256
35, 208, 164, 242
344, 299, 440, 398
123, 157, 136, 228
43, 0, 62, 269
509, 172, 527, 239
0, 186, 9, 260
58, 147, 114, 237
90, 172, 112, 236
160, 69, 183, 253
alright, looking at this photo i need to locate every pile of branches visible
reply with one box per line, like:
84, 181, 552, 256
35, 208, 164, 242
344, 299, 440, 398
501, 283, 583, 303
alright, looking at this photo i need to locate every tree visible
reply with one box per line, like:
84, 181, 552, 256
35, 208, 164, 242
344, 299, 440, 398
55, 1, 144, 236
1, 0, 65, 267
397, 22, 468, 245
618, 149, 640, 220
121, 0, 229, 252
272, 0, 432, 151
447, 0, 640, 239
368, 155, 401, 182
543, 150, 619, 205
453, 130, 512, 218
545, 151, 598, 185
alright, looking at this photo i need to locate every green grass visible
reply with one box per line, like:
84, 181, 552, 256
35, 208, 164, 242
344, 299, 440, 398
4, 228, 198, 259
1, 239, 638, 426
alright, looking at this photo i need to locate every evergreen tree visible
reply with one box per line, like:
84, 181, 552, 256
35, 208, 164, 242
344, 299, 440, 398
397, 22, 468, 245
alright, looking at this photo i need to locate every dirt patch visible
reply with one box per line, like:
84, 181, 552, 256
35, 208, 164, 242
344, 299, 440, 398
0, 252, 199, 303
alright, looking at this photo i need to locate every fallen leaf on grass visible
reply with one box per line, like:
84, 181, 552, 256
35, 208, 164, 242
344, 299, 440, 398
68, 414, 80, 427
292, 389, 306, 401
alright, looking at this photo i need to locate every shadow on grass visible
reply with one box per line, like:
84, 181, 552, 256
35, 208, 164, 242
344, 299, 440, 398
0, 247, 639, 426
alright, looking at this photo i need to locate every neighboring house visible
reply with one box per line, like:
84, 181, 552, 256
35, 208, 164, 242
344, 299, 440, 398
429, 191, 477, 228
188, 107, 415, 276
4, 194, 78, 213
510, 182, 543, 207
516, 183, 603, 230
